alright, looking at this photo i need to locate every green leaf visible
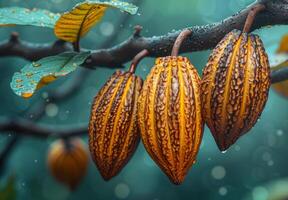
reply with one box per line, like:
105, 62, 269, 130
11, 52, 91, 98
54, 0, 138, 42
0, 176, 17, 200
0, 7, 60, 28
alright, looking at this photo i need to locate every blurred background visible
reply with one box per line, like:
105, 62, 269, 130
0, 0, 288, 199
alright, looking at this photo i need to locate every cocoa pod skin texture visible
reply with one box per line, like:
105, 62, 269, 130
89, 70, 142, 180
201, 30, 271, 151
138, 56, 204, 185
47, 138, 89, 190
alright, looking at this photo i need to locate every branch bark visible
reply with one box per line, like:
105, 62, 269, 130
1, 0, 287, 82
0, 1, 287, 64
0, 118, 87, 138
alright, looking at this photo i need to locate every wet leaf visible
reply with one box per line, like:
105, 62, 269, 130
10, 51, 90, 98
0, 175, 16, 200
54, 0, 138, 42
0, 7, 60, 28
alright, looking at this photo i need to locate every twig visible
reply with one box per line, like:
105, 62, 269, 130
128, 49, 149, 73
271, 67, 288, 84
171, 29, 192, 56
243, 4, 266, 33
0, 137, 19, 176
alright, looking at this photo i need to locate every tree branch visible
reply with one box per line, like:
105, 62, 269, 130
0, 118, 87, 139
0, 0, 287, 68
271, 67, 288, 84
0, 136, 19, 177
1, 0, 288, 82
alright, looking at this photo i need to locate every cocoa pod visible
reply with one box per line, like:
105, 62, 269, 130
89, 70, 142, 180
201, 30, 271, 151
138, 56, 204, 184
47, 138, 88, 190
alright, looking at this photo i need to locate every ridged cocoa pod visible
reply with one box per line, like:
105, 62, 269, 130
201, 30, 271, 151
47, 138, 88, 190
138, 56, 204, 184
89, 70, 142, 180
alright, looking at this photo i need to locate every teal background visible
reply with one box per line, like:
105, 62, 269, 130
0, 0, 288, 200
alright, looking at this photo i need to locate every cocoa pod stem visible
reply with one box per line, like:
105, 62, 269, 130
63, 138, 73, 151
171, 29, 192, 56
129, 49, 149, 73
73, 41, 80, 52
243, 4, 266, 33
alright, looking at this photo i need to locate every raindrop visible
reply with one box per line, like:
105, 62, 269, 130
234, 145, 241, 151
211, 166, 226, 180
262, 152, 271, 162
267, 160, 274, 166
276, 129, 283, 136
42, 92, 48, 99
115, 183, 130, 199
99, 21, 114, 37
252, 186, 268, 200
219, 186, 228, 196
45, 103, 59, 117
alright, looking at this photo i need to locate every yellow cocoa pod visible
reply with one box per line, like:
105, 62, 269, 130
201, 30, 271, 151
89, 70, 142, 180
47, 138, 88, 190
138, 56, 203, 184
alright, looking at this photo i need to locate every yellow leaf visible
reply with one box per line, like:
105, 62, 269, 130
277, 34, 288, 53
54, 0, 138, 42
272, 80, 288, 99
270, 34, 288, 99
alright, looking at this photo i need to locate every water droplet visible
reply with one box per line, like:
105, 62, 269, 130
234, 145, 240, 151
45, 103, 59, 117
42, 92, 48, 99
100, 21, 114, 36
276, 129, 283, 136
219, 187, 228, 196
114, 183, 130, 199
211, 166, 226, 180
